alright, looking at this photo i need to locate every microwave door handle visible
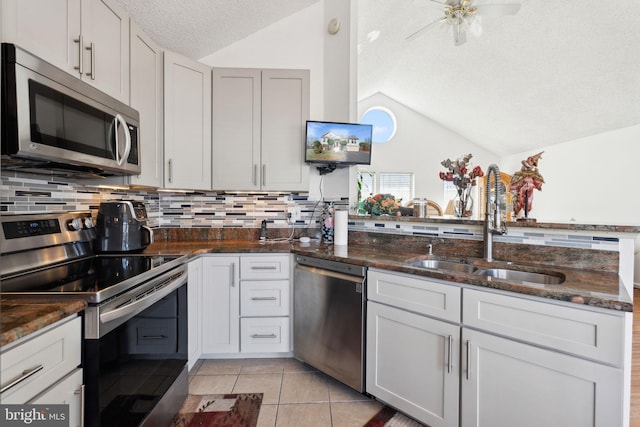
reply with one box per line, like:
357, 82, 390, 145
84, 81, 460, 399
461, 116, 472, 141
114, 114, 131, 166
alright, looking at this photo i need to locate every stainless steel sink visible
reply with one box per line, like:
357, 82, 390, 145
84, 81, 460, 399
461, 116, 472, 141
408, 259, 477, 274
475, 268, 565, 285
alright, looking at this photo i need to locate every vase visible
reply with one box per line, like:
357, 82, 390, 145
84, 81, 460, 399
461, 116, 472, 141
454, 187, 473, 218
321, 202, 334, 242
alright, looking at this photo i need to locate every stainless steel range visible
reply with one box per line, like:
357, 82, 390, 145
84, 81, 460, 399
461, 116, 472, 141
0, 210, 189, 427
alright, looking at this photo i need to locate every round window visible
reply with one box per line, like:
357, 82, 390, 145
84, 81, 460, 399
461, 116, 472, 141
361, 107, 397, 143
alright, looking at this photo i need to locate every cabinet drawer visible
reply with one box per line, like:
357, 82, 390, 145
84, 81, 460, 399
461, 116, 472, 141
241, 280, 290, 316
240, 317, 290, 353
30, 368, 83, 427
126, 318, 178, 354
463, 288, 625, 366
368, 268, 461, 324
240, 255, 290, 280
1, 316, 82, 403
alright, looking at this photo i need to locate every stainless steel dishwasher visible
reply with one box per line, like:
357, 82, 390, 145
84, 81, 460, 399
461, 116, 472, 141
293, 255, 367, 392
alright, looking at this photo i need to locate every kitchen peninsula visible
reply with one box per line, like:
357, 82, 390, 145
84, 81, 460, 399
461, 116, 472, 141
2, 215, 637, 427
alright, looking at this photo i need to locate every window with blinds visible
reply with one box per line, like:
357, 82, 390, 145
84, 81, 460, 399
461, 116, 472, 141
358, 171, 414, 205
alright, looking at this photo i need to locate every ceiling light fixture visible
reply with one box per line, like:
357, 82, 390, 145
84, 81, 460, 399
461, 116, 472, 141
407, 0, 521, 46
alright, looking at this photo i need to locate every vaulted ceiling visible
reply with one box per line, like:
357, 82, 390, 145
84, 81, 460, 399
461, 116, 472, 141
116, 0, 640, 156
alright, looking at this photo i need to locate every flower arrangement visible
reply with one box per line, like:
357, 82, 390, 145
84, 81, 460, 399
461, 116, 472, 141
363, 193, 400, 216
439, 153, 484, 217
439, 153, 484, 191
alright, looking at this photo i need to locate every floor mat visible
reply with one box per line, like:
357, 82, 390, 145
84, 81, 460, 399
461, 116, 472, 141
363, 406, 425, 427
170, 393, 263, 427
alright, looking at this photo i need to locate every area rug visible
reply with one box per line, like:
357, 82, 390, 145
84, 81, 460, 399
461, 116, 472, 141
363, 406, 425, 427
170, 393, 263, 427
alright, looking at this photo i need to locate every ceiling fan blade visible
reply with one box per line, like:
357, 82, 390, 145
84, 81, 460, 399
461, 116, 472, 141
405, 17, 446, 40
475, 3, 521, 17
430, 0, 457, 5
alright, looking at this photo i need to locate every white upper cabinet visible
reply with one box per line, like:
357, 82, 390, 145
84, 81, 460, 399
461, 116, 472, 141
212, 68, 310, 191
164, 50, 212, 190
129, 21, 163, 188
2, 0, 130, 103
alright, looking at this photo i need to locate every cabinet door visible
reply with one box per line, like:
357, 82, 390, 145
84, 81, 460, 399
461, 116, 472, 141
1, 0, 82, 75
164, 50, 212, 190
129, 21, 164, 187
187, 258, 203, 370
30, 369, 83, 427
212, 68, 261, 190
461, 328, 623, 427
80, 0, 130, 102
201, 257, 240, 354
367, 301, 459, 427
260, 69, 310, 191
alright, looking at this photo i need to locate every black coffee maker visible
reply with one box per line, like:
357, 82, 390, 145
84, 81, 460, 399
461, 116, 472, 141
95, 200, 153, 252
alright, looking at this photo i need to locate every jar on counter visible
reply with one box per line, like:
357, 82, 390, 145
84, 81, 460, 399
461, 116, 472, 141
413, 198, 427, 218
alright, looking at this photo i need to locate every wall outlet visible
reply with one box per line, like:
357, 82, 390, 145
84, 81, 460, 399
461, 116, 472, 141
287, 207, 301, 224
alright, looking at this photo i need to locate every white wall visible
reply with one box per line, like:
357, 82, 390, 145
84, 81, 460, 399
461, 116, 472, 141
358, 92, 497, 209
500, 124, 640, 225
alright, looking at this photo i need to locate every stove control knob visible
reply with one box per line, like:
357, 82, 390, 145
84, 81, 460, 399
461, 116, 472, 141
83, 217, 94, 229
67, 218, 82, 231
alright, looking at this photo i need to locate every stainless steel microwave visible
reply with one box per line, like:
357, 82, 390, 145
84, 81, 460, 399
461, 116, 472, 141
1, 43, 140, 177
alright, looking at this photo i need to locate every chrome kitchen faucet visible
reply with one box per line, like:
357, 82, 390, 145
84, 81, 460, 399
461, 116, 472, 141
484, 164, 508, 262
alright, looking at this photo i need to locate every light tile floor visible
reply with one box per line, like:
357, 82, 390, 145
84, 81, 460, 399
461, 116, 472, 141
188, 358, 386, 427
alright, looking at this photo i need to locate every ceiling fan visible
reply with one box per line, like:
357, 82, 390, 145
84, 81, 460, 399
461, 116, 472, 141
406, 0, 521, 46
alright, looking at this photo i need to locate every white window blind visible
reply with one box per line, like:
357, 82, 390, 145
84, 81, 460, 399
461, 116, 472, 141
379, 173, 413, 204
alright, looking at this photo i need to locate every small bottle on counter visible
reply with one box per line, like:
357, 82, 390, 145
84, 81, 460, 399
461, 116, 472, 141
260, 220, 267, 240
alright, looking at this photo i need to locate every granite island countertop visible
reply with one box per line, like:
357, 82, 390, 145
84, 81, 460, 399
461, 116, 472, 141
143, 239, 633, 312
2, 236, 631, 348
0, 297, 87, 347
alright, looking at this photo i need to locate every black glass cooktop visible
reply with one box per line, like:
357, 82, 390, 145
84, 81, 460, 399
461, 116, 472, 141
1, 255, 182, 295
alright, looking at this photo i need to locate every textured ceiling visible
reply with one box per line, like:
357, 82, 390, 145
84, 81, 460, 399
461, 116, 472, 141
358, 0, 640, 155
114, 0, 318, 59
116, 0, 640, 156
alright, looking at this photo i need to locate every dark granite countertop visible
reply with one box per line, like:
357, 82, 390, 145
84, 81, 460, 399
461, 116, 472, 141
350, 215, 640, 233
143, 239, 633, 312
0, 297, 87, 347
2, 235, 630, 348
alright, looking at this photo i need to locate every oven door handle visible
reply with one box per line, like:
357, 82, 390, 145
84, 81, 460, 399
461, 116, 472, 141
99, 270, 186, 325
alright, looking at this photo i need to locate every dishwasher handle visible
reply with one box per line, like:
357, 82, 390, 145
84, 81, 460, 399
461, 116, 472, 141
295, 264, 365, 285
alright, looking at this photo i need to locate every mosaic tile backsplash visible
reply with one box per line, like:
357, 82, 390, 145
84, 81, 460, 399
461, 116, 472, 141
0, 174, 347, 229
0, 174, 624, 260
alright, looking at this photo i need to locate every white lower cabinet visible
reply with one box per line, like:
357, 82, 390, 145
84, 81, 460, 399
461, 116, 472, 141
460, 327, 623, 427
30, 369, 84, 427
197, 254, 291, 356
239, 254, 291, 354
201, 256, 240, 354
1, 315, 83, 426
188, 258, 203, 369
367, 300, 459, 427
366, 268, 626, 427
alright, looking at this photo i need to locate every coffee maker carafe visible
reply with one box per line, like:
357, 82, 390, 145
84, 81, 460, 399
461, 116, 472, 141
95, 200, 153, 253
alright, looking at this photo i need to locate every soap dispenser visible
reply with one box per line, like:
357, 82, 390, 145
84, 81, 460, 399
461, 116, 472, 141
260, 220, 267, 241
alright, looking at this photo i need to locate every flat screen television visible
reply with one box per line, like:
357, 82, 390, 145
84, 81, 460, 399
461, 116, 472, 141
304, 120, 373, 166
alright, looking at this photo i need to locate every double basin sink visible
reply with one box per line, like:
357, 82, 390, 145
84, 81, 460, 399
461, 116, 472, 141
407, 258, 565, 285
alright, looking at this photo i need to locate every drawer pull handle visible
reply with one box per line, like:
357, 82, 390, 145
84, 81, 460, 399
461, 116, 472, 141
447, 335, 454, 373
1, 365, 44, 394
250, 266, 278, 270
251, 297, 277, 301
251, 333, 277, 339
142, 335, 167, 340
75, 384, 85, 427
466, 340, 471, 380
